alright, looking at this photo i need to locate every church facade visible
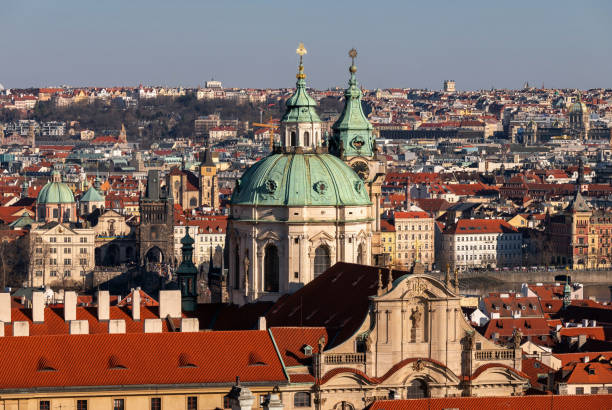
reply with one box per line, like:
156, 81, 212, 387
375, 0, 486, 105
227, 45, 375, 304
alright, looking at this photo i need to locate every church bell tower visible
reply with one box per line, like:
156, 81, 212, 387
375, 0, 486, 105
330, 49, 386, 264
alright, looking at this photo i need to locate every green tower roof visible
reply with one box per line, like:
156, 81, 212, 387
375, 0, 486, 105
330, 49, 374, 158
80, 185, 105, 203
231, 152, 371, 207
37, 171, 75, 204
281, 44, 321, 124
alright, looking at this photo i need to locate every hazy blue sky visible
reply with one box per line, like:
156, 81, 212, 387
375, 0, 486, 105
1, 0, 610, 90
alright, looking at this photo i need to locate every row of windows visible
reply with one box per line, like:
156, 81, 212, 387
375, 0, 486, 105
40, 397, 197, 410
36, 237, 89, 243
397, 233, 429, 241
397, 243, 429, 250
175, 235, 224, 242
397, 224, 431, 231
456, 253, 519, 261
454, 234, 520, 242
456, 243, 519, 251
35, 258, 88, 266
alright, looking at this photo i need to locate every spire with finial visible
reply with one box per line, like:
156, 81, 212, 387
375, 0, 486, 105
281, 42, 322, 148
296, 42, 307, 80
454, 267, 459, 294
330, 47, 374, 159
445, 264, 451, 289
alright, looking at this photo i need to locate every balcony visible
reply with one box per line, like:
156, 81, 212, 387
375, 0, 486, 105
324, 353, 366, 365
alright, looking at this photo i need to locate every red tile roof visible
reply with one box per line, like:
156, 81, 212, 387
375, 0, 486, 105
562, 361, 612, 384
447, 219, 518, 234
269, 327, 327, 367
266, 263, 408, 349
368, 395, 612, 410
394, 211, 430, 219
0, 331, 287, 390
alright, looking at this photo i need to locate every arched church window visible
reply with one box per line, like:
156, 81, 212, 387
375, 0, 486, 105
406, 379, 428, 399
314, 245, 331, 277
234, 245, 240, 290
304, 131, 310, 146
357, 243, 365, 265
264, 244, 279, 292
291, 131, 297, 147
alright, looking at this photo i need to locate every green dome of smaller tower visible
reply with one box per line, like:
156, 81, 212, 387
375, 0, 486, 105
37, 171, 75, 204
330, 48, 375, 159
281, 42, 321, 124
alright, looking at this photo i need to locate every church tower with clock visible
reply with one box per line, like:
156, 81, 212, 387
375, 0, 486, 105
329, 49, 386, 263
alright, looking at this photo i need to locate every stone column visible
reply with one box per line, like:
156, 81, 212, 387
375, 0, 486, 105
263, 389, 284, 410
228, 377, 255, 410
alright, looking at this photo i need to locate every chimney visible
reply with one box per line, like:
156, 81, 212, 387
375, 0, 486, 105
132, 289, 140, 321
257, 316, 266, 330
13, 321, 29, 336
97, 290, 110, 321
108, 319, 126, 334
583, 355, 590, 363
69, 320, 89, 335
144, 318, 162, 333
578, 334, 587, 349
0, 292, 11, 323
64, 291, 77, 322
159, 290, 181, 319
181, 318, 199, 332
32, 291, 44, 323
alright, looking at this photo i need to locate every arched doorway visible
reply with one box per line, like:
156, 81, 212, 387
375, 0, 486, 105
264, 244, 279, 292
104, 244, 120, 266
406, 379, 428, 399
314, 245, 331, 277
145, 246, 164, 264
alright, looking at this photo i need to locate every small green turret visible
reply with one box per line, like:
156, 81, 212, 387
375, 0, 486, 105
330, 48, 375, 159
563, 278, 571, 309
176, 226, 199, 312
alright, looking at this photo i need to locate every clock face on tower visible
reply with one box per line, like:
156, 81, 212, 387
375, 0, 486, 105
351, 161, 370, 181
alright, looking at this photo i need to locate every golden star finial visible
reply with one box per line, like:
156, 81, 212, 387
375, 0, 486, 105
296, 42, 307, 57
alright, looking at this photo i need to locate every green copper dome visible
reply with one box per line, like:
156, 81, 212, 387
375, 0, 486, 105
37, 171, 75, 204
231, 152, 371, 207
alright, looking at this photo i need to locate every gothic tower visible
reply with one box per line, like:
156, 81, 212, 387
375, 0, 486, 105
199, 148, 219, 209
138, 170, 175, 269
329, 49, 386, 264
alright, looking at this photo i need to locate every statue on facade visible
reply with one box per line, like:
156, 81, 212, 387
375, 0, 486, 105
411, 305, 422, 327
512, 329, 523, 349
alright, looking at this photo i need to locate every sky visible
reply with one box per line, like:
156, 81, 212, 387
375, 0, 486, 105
1, 0, 611, 90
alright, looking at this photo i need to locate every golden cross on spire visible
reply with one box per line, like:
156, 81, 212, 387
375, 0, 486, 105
349, 48, 357, 64
348, 48, 358, 74
296, 42, 307, 79
296, 42, 307, 62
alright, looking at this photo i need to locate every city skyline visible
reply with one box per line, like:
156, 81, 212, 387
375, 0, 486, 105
1, 0, 611, 90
